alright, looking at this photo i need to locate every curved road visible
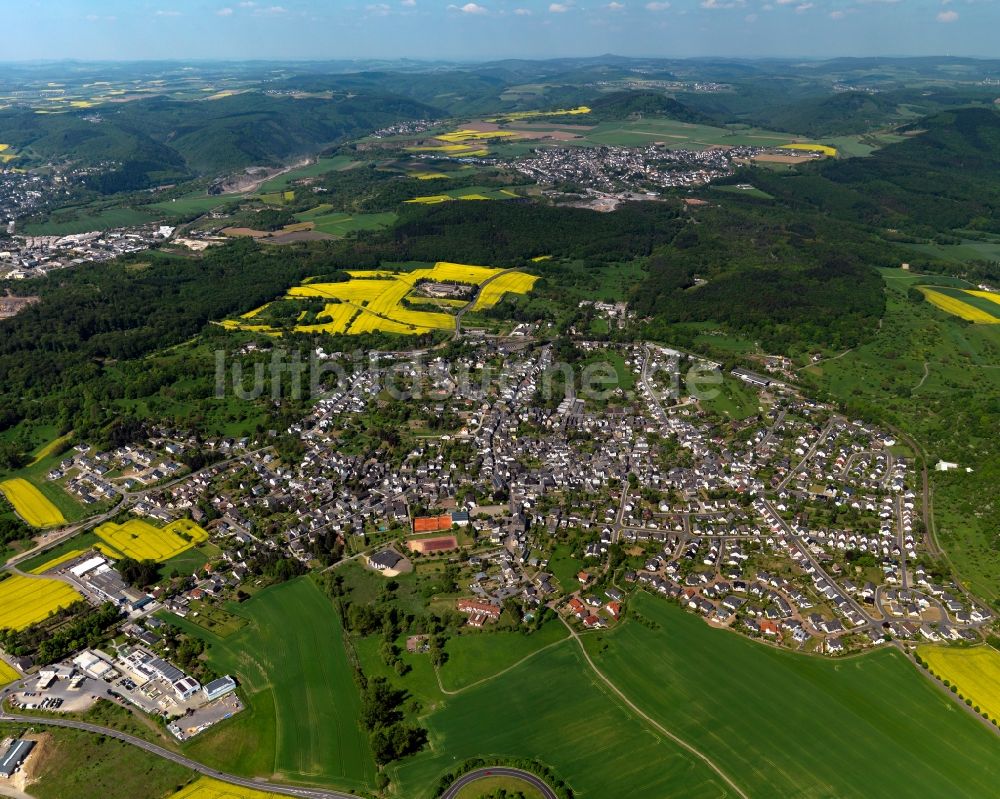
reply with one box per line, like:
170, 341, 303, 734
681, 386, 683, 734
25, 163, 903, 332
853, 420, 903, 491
0, 708, 560, 799
0, 709, 353, 799
441, 767, 557, 799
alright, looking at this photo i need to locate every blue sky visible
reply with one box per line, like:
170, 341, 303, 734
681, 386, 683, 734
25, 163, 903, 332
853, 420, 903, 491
4, 0, 997, 60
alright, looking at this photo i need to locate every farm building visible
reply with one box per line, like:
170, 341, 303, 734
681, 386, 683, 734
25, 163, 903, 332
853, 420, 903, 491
0, 739, 34, 778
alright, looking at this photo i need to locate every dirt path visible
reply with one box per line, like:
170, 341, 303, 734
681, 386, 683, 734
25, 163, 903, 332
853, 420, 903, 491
433, 635, 571, 696
560, 617, 749, 799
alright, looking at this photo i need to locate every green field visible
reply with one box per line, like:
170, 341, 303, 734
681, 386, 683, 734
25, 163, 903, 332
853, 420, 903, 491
149, 193, 240, 216
452, 775, 545, 799
438, 621, 570, 692
698, 373, 761, 420
13, 530, 98, 571
293, 207, 397, 235
172, 576, 376, 792
903, 237, 1000, 266
586, 593, 1000, 798
389, 641, 727, 799
21, 205, 157, 235
0, 722, 193, 799
583, 119, 797, 149
711, 184, 774, 200
257, 155, 357, 193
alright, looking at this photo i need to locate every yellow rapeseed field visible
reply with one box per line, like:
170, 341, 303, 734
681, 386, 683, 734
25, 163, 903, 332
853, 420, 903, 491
487, 105, 591, 121
95, 517, 209, 562
293, 303, 357, 335
919, 645, 1000, 723
966, 290, 1000, 307
780, 143, 838, 157
0, 659, 20, 687
0, 575, 84, 631
434, 129, 520, 143
0, 478, 66, 527
29, 549, 86, 575
167, 776, 282, 799
920, 288, 1000, 323
473, 271, 539, 310
223, 262, 538, 337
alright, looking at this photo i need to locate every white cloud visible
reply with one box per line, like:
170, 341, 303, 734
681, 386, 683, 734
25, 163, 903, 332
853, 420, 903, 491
449, 2, 488, 12
700, 0, 744, 8
513, 6, 532, 12
217, 6, 234, 15
936, 8, 958, 20
829, 9, 845, 18
254, 5, 287, 14
745, 12, 758, 20
607, 1, 626, 8
367, 3, 391, 14
155, 9, 182, 15
646, 1, 670, 9
238, 1, 256, 6
795, 2, 813, 10
401, 0, 416, 5
549, 2, 570, 11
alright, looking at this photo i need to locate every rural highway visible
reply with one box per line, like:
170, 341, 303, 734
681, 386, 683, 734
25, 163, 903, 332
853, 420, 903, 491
0, 705, 560, 799
440, 767, 558, 799
0, 708, 358, 799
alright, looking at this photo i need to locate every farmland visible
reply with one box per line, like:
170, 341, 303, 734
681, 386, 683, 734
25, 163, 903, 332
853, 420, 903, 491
0, 574, 83, 630
582, 118, 796, 150
920, 286, 1000, 323
0, 659, 19, 686
225, 261, 537, 337
0, 477, 66, 527
919, 645, 1000, 725
437, 620, 569, 692
29, 548, 87, 575
176, 577, 376, 792
94, 517, 209, 562
472, 271, 539, 311
292, 207, 396, 236
585, 593, 1000, 798
779, 142, 838, 157
166, 777, 276, 799
388, 641, 727, 799
404, 186, 524, 205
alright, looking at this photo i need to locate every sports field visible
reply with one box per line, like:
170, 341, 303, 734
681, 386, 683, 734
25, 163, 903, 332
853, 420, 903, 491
0, 477, 66, 527
585, 593, 1000, 798
919, 645, 1000, 724
177, 577, 376, 792
166, 776, 278, 799
94, 517, 208, 562
920, 286, 1000, 323
0, 574, 83, 630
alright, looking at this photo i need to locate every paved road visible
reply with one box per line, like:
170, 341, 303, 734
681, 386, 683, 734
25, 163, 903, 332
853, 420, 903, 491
441, 767, 558, 799
0, 709, 355, 799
